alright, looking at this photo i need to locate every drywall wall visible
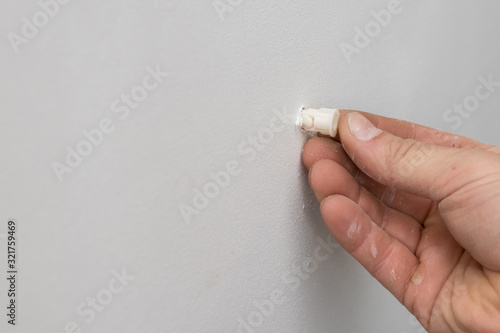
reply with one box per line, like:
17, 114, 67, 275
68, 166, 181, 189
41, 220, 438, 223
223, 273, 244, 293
1, 0, 500, 332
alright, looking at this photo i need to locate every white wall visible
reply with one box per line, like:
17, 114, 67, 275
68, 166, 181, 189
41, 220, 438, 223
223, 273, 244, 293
1, 0, 499, 332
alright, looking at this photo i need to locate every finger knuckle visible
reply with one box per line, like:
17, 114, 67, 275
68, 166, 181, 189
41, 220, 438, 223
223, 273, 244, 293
385, 139, 421, 181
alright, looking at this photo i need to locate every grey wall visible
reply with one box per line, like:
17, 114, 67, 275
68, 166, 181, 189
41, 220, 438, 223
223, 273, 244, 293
1, 0, 499, 332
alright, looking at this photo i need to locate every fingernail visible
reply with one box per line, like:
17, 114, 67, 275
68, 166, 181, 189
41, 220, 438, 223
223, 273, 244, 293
308, 163, 314, 186
348, 112, 382, 141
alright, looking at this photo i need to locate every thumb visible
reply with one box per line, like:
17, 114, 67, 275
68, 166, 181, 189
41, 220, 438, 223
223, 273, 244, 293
338, 112, 493, 202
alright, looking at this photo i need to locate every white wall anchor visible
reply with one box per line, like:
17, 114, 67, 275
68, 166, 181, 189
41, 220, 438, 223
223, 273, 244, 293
299, 108, 340, 137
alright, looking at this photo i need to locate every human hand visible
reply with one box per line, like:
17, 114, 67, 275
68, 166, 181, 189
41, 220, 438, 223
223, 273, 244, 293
302, 110, 500, 332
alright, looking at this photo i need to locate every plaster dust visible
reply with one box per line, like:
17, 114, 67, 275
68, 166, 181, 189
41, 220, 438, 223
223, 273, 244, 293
390, 268, 399, 282
347, 222, 361, 239
296, 107, 305, 127
371, 243, 378, 258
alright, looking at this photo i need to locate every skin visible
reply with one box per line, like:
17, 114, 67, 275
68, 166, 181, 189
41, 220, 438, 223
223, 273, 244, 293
302, 110, 500, 332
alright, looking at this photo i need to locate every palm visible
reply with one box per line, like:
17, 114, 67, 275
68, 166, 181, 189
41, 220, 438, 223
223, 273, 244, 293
303, 133, 500, 332
416, 206, 500, 332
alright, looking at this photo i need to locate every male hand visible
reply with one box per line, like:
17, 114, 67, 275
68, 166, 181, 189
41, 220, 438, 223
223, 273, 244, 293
302, 110, 500, 332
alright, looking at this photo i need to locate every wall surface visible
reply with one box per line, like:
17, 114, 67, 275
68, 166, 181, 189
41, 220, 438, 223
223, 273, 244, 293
1, 0, 500, 332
